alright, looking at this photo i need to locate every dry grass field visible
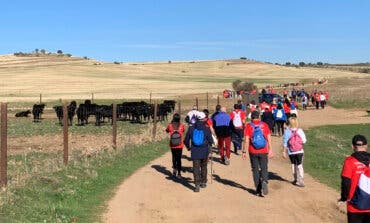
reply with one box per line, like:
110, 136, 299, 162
1, 55, 369, 104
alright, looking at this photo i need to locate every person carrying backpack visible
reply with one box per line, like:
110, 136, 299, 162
339, 135, 370, 223
212, 106, 232, 165
184, 112, 213, 192
282, 117, 307, 187
185, 105, 198, 126
230, 103, 246, 155
242, 110, 273, 197
273, 102, 287, 136
165, 113, 185, 178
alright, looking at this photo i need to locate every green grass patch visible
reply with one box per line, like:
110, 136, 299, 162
329, 99, 370, 109
304, 123, 370, 190
0, 140, 169, 223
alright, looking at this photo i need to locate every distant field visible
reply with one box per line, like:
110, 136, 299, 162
1, 55, 369, 104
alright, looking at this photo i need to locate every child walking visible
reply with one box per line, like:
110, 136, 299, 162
282, 117, 307, 187
166, 113, 185, 178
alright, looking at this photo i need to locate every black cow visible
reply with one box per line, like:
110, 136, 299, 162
15, 110, 31, 117
32, 103, 46, 122
53, 101, 77, 125
94, 104, 113, 126
76, 100, 98, 125
163, 100, 176, 112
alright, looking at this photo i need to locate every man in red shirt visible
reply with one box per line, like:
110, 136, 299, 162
340, 135, 370, 223
242, 111, 273, 197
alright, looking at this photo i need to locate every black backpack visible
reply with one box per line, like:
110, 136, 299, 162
170, 124, 182, 146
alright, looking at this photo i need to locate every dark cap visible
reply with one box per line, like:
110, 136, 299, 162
352, 134, 368, 147
251, 110, 260, 119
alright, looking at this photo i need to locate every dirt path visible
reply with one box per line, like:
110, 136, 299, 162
104, 107, 370, 223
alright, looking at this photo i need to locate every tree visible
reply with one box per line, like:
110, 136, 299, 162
285, 62, 291, 66
57, 50, 63, 55
34, 48, 39, 54
299, 62, 306, 67
317, 62, 323, 66
40, 49, 46, 55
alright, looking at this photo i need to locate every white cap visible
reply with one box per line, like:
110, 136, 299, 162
197, 112, 206, 119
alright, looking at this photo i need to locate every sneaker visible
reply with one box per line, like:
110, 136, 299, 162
255, 190, 264, 197
296, 182, 305, 187
194, 185, 200, 192
200, 183, 207, 188
176, 173, 182, 179
262, 181, 268, 195
224, 157, 230, 165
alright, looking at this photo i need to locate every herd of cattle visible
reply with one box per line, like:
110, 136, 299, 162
14, 100, 177, 126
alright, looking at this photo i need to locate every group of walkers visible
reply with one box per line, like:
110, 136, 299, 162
165, 96, 370, 223
165, 99, 307, 196
280, 87, 329, 110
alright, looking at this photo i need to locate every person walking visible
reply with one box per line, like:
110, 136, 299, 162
185, 105, 198, 126
242, 111, 273, 197
261, 106, 274, 135
165, 113, 186, 178
339, 135, 370, 223
230, 103, 246, 155
212, 106, 232, 165
301, 94, 308, 110
184, 112, 213, 192
273, 102, 287, 136
282, 117, 307, 187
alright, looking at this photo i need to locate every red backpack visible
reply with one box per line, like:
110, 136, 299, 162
288, 129, 303, 152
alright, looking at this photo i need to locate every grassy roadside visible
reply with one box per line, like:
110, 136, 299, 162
0, 140, 169, 223
304, 123, 370, 190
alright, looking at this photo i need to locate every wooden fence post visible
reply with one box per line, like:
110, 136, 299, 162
178, 100, 181, 117
91, 93, 94, 103
63, 103, 69, 165
217, 95, 220, 105
39, 94, 42, 104
1, 103, 7, 188
196, 97, 199, 110
112, 104, 117, 149
206, 92, 209, 109
149, 92, 152, 104
152, 101, 158, 139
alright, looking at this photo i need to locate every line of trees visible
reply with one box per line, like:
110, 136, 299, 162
13, 49, 71, 57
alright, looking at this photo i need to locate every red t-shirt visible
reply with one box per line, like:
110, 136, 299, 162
244, 120, 271, 154
229, 109, 246, 129
341, 156, 370, 213
283, 103, 291, 114
166, 123, 185, 149
205, 117, 213, 128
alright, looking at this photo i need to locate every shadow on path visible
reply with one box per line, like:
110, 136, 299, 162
268, 171, 290, 183
151, 165, 195, 191
213, 174, 255, 195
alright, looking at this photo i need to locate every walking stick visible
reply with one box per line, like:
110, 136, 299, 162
210, 146, 213, 184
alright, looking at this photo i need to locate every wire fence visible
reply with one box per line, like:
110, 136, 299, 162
0, 91, 236, 188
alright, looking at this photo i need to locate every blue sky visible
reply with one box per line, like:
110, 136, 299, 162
0, 0, 369, 63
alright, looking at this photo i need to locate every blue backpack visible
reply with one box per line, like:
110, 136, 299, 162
250, 122, 267, 149
192, 128, 204, 146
